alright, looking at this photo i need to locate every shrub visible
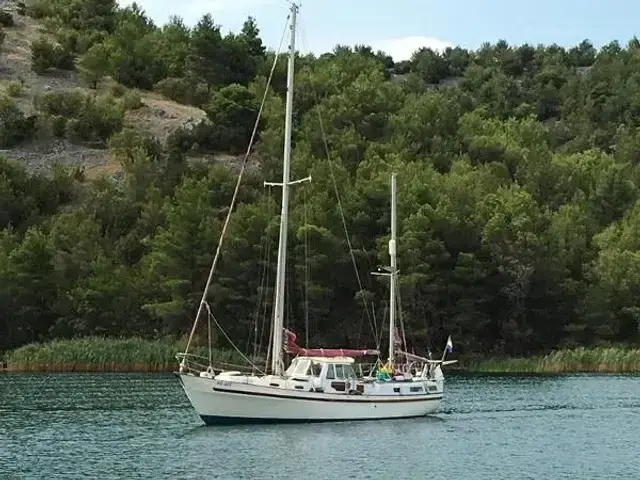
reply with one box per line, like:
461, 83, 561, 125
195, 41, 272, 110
2, 80, 24, 97
51, 115, 67, 138
0, 11, 14, 27
59, 28, 106, 55
31, 37, 75, 74
192, 83, 210, 106
34, 89, 125, 145
16, 2, 26, 16
26, 2, 53, 19
0, 27, 5, 48
34, 89, 86, 117
154, 77, 209, 106
30, 38, 55, 73
109, 83, 126, 98
108, 128, 162, 163
166, 120, 218, 154
122, 89, 143, 110
65, 96, 125, 144
0, 94, 36, 147
55, 28, 78, 54
166, 125, 196, 153
154, 77, 190, 104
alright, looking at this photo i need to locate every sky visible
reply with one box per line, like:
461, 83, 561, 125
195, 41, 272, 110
119, 0, 640, 61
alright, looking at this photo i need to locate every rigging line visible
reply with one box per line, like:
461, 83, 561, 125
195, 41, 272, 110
303, 184, 310, 348
208, 299, 213, 366
181, 13, 292, 358
395, 278, 407, 351
254, 186, 273, 366
259, 189, 274, 360
265, 257, 279, 373
314, 108, 379, 348
299, 19, 380, 306
378, 299, 388, 349
370, 301, 376, 342
204, 302, 266, 375
265, 291, 274, 373
286, 260, 291, 331
370, 299, 381, 354
362, 243, 386, 347
247, 188, 276, 358
247, 196, 271, 360
420, 300, 431, 358
297, 16, 379, 349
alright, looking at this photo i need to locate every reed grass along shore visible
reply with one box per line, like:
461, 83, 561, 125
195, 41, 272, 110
468, 346, 640, 373
4, 337, 246, 373
3, 339, 640, 374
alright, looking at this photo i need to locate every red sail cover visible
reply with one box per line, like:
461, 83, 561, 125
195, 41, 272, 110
283, 329, 379, 358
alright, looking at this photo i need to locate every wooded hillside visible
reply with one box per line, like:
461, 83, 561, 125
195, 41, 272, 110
1, 0, 639, 358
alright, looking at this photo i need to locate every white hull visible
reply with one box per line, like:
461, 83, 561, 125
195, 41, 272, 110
178, 373, 443, 424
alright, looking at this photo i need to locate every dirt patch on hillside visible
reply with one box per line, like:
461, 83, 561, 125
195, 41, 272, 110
125, 93, 208, 141
0, 1, 209, 175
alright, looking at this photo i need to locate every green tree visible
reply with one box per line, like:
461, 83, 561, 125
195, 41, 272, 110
157, 16, 190, 78
77, 42, 111, 88
31, 37, 75, 74
204, 84, 259, 152
187, 14, 225, 89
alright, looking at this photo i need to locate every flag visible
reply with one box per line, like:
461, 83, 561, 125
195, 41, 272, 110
446, 336, 453, 353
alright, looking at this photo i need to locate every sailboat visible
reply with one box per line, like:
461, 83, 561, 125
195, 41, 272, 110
175, 3, 457, 424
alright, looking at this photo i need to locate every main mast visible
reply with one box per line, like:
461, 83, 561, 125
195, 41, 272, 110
388, 173, 397, 363
270, 3, 298, 376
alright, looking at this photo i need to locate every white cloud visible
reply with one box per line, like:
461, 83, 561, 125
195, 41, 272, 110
371, 36, 454, 62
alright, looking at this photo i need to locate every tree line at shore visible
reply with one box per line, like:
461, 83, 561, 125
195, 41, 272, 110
2, 0, 640, 360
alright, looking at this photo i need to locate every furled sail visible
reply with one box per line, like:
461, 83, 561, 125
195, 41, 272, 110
283, 329, 379, 358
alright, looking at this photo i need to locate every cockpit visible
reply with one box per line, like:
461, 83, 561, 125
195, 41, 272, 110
285, 357, 357, 381
285, 358, 323, 378
323, 362, 357, 380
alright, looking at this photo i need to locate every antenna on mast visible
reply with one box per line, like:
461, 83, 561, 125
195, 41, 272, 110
371, 173, 398, 364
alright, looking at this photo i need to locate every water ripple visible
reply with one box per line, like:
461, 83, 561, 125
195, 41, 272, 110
1, 372, 639, 479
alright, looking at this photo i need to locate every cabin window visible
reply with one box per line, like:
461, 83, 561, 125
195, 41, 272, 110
293, 359, 310, 376
334, 364, 345, 379
284, 359, 299, 376
343, 364, 357, 380
285, 359, 315, 377
310, 362, 322, 377
325, 364, 335, 379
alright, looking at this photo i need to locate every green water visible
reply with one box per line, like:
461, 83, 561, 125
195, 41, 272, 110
1, 372, 639, 479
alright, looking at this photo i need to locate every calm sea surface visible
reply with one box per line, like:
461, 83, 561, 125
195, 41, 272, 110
1, 371, 639, 479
